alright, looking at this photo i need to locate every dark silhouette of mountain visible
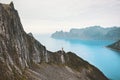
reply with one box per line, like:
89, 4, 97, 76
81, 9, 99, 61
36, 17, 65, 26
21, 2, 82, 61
51, 26, 120, 40
0, 2, 108, 80
107, 40, 120, 51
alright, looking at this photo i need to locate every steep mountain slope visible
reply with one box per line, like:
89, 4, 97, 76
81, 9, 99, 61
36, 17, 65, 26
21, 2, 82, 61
51, 26, 120, 40
0, 2, 108, 80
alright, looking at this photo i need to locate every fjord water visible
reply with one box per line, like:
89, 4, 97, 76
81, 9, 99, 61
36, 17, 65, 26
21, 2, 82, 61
34, 34, 120, 80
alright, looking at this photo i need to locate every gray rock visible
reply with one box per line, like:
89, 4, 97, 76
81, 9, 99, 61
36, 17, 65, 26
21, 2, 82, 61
0, 2, 108, 80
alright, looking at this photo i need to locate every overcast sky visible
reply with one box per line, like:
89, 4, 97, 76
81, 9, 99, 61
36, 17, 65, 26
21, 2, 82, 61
1, 0, 120, 33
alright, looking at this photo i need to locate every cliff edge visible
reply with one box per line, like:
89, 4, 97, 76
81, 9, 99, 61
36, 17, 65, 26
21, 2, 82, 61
0, 2, 108, 80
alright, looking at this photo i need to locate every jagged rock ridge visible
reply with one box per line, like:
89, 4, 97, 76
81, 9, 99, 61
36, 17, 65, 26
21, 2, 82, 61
0, 2, 108, 80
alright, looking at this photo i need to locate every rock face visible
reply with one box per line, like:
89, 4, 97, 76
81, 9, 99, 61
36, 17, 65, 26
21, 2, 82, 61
51, 26, 120, 40
0, 2, 108, 80
107, 40, 120, 51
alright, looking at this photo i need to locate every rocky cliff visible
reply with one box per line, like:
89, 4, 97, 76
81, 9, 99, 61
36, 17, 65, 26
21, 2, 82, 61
0, 2, 108, 80
107, 40, 120, 51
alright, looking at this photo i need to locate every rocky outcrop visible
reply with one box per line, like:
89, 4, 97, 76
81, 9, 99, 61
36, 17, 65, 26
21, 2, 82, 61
107, 40, 120, 51
0, 2, 108, 80
51, 26, 120, 40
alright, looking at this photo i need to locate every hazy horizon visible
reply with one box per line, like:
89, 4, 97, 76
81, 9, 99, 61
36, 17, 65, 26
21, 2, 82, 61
1, 0, 120, 33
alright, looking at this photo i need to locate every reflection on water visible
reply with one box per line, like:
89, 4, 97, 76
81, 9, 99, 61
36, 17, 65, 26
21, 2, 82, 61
34, 34, 120, 80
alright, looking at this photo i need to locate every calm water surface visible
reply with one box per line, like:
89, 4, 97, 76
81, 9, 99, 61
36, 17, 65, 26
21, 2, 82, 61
34, 34, 120, 80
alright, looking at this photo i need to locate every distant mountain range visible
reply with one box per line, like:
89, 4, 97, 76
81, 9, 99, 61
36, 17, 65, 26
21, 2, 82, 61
51, 26, 120, 40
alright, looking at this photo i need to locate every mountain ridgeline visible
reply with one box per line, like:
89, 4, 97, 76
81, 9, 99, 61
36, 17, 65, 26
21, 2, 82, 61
51, 26, 120, 40
0, 2, 108, 80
